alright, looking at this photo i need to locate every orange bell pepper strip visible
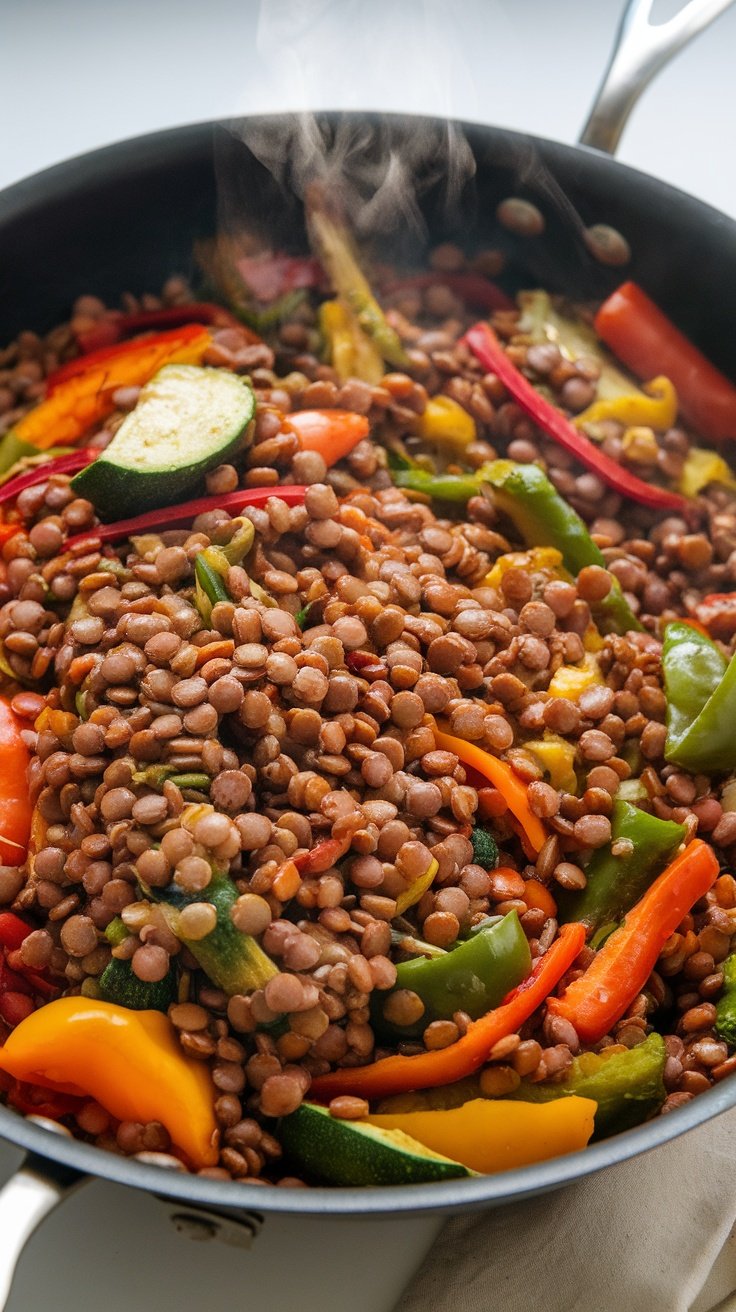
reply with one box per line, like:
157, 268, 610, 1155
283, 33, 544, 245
433, 722, 547, 857
548, 839, 718, 1044
309, 922, 585, 1102
1, 325, 211, 467
0, 997, 218, 1167
0, 697, 31, 866
367, 1096, 596, 1173
594, 282, 736, 443
286, 409, 370, 467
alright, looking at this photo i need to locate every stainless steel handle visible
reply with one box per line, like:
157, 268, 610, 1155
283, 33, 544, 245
0, 1154, 84, 1311
579, 0, 734, 155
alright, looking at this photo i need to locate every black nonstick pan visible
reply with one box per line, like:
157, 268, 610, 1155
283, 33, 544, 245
0, 2, 734, 1308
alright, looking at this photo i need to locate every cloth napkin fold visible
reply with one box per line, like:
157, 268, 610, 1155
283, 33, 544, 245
398, 1106, 736, 1312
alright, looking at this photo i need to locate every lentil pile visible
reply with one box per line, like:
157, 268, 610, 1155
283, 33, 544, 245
1, 243, 736, 1186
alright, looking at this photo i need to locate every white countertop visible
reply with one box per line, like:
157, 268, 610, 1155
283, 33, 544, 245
1, 2, 735, 1309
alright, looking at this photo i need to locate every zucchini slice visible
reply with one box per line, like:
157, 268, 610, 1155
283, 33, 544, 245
72, 364, 255, 519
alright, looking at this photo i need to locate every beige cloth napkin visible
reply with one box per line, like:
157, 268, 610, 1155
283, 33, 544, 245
398, 1107, 736, 1312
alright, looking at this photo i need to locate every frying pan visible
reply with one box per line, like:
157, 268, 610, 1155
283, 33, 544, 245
0, 2, 735, 1308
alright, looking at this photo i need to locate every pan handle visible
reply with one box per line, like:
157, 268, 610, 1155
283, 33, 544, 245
579, 0, 734, 154
0, 1152, 85, 1311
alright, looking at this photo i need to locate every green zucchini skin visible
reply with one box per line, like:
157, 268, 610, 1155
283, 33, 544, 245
98, 956, 178, 1012
71, 364, 255, 519
154, 875, 278, 996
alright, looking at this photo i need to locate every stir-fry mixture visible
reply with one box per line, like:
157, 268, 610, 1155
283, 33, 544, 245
1, 206, 736, 1187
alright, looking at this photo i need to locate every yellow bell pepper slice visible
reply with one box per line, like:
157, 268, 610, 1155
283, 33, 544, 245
0, 997, 218, 1167
525, 733, 578, 794
366, 1096, 596, 1173
416, 396, 476, 452
395, 857, 439, 916
319, 299, 384, 385
547, 653, 603, 701
678, 446, 736, 499
574, 376, 678, 433
484, 547, 564, 592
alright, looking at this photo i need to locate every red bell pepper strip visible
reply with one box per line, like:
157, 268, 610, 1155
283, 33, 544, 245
5, 1077, 82, 1120
384, 271, 514, 313
309, 921, 586, 1101
463, 322, 690, 513
64, 484, 308, 551
74, 302, 248, 355
286, 409, 370, 467
0, 699, 31, 867
0, 449, 99, 506
45, 323, 212, 395
548, 839, 718, 1044
0, 913, 32, 952
595, 282, 736, 443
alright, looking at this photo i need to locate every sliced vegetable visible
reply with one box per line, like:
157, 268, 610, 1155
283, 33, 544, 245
71, 364, 255, 519
64, 484, 307, 551
463, 323, 689, 513
70, 302, 248, 356
524, 733, 578, 794
547, 653, 603, 700
548, 839, 718, 1043
319, 299, 384, 385
0, 325, 211, 473
518, 289, 640, 406
0, 448, 98, 499
574, 376, 678, 433
0, 997, 218, 1166
376, 911, 530, 1038
715, 953, 736, 1046
394, 857, 439, 917
433, 722, 547, 857
306, 198, 410, 368
194, 552, 231, 622
309, 922, 585, 1101
279, 1101, 473, 1185
693, 593, 736, 641
152, 874, 278, 996
0, 698, 31, 866
662, 621, 736, 773
98, 956, 177, 1012
415, 396, 476, 453
286, 409, 370, 467
391, 468, 486, 503
558, 800, 686, 934
594, 281, 736, 442
366, 1096, 595, 1174
678, 448, 736, 499
470, 826, 499, 870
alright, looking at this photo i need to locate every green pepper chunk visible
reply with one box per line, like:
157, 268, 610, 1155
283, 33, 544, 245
375, 910, 531, 1038
392, 469, 487, 503
558, 800, 686, 934
662, 621, 736, 773
470, 826, 499, 870
482, 461, 642, 635
194, 553, 230, 608
509, 1032, 667, 1137
715, 953, 736, 1046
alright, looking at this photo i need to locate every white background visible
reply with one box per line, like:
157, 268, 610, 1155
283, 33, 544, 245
0, 1, 735, 1310
1, 0, 735, 218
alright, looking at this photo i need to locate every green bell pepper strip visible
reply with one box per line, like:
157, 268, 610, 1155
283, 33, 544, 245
393, 460, 640, 635
375, 910, 531, 1038
558, 800, 686, 934
715, 953, 736, 1047
663, 621, 736, 772
508, 1031, 666, 1138
482, 461, 642, 635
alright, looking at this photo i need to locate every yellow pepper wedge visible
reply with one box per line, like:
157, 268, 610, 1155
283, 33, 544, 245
525, 733, 578, 794
395, 857, 439, 916
0, 998, 218, 1168
484, 547, 564, 592
574, 376, 678, 433
547, 653, 603, 701
416, 395, 476, 452
678, 446, 736, 499
319, 299, 384, 385
366, 1096, 596, 1173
